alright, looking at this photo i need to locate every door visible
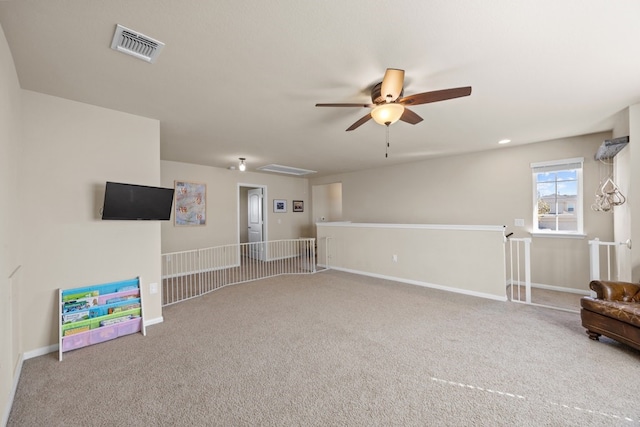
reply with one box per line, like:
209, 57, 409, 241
247, 188, 264, 259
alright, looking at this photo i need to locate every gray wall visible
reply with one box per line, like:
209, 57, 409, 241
19, 90, 164, 349
311, 132, 614, 290
1, 20, 22, 424
161, 160, 312, 253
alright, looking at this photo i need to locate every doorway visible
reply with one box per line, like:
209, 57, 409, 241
311, 182, 342, 237
238, 184, 267, 259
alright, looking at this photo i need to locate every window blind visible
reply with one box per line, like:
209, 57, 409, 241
530, 157, 583, 173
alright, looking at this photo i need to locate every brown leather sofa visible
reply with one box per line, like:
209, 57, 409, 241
580, 280, 640, 351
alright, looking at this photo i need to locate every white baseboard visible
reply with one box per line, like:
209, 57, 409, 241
21, 319, 162, 360
5, 314, 163, 425
531, 282, 590, 295
508, 280, 590, 295
4, 316, 164, 425
23, 344, 58, 360
144, 316, 164, 327
328, 266, 508, 302
2, 352, 24, 427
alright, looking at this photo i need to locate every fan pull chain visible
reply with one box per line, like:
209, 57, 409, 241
385, 123, 390, 158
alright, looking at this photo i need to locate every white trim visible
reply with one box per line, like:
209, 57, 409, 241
162, 263, 240, 280
316, 222, 505, 232
21, 315, 160, 361
315, 221, 352, 226
526, 303, 579, 314
3, 353, 24, 427
531, 232, 586, 239
530, 157, 584, 169
237, 183, 268, 245
24, 344, 58, 360
530, 282, 590, 295
531, 158, 584, 234
144, 316, 164, 327
323, 267, 507, 302
20, 319, 158, 360
508, 280, 590, 295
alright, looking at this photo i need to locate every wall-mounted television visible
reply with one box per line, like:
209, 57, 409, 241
101, 181, 174, 221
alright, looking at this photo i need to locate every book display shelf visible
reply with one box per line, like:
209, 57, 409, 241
58, 277, 145, 361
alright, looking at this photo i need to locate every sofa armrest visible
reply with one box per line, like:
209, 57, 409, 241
590, 280, 640, 302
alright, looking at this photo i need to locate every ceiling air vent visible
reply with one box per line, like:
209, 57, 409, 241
110, 24, 165, 63
257, 164, 317, 176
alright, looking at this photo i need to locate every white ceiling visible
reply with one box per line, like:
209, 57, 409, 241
1, 1, 639, 177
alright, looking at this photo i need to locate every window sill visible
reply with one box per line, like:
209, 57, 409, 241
530, 232, 586, 239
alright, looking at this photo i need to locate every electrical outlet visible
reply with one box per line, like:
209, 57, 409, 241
514, 218, 525, 227
150, 283, 158, 294
392, 254, 398, 262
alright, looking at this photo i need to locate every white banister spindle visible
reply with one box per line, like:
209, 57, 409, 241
606, 244, 611, 281
506, 237, 532, 304
523, 238, 531, 304
588, 238, 601, 282
588, 238, 623, 291
588, 238, 621, 280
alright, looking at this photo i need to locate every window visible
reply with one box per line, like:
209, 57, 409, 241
531, 157, 584, 235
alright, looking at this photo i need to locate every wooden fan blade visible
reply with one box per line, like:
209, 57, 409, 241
346, 113, 373, 131
381, 68, 405, 102
399, 86, 472, 106
399, 108, 423, 125
316, 103, 374, 108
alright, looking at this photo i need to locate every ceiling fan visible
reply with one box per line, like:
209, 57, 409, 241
315, 68, 472, 131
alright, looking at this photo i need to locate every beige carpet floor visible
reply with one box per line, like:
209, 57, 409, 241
8, 270, 640, 426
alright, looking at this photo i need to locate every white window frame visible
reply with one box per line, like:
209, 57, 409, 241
530, 157, 585, 238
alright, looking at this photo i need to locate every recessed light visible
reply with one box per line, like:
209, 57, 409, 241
498, 139, 511, 145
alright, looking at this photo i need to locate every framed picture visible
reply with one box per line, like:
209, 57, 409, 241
293, 200, 304, 212
273, 199, 287, 213
174, 181, 206, 226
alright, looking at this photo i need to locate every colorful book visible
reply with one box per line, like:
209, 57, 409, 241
62, 290, 99, 302
62, 300, 91, 313
105, 295, 137, 304
108, 303, 140, 315
62, 310, 90, 324
63, 324, 90, 336
100, 315, 134, 327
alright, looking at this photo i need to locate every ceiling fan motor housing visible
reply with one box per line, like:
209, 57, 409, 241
371, 82, 403, 104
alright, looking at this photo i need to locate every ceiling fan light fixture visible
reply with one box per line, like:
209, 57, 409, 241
238, 157, 246, 171
371, 103, 405, 126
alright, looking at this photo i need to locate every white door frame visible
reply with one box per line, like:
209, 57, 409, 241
237, 183, 268, 245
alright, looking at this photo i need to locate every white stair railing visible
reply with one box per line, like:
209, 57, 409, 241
506, 237, 532, 304
588, 238, 631, 282
161, 238, 316, 306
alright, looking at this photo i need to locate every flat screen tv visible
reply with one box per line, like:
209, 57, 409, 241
102, 181, 174, 221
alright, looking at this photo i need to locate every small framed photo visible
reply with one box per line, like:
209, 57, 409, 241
293, 200, 304, 212
273, 199, 287, 213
